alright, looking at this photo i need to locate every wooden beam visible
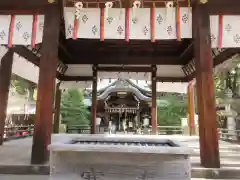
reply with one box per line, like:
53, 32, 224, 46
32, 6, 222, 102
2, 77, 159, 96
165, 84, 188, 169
21, 46, 180, 66
193, 3, 220, 168
59, 75, 188, 82
151, 65, 157, 134
0, 49, 14, 145
192, 0, 240, 15
31, 4, 61, 165
122, 0, 133, 8
96, 66, 153, 72
53, 82, 61, 134
13, 46, 40, 66
156, 76, 188, 82
91, 65, 97, 134
58, 75, 93, 81
67, 55, 180, 65
180, 43, 194, 65
186, 48, 240, 81
213, 49, 240, 67
0, 0, 53, 13
187, 82, 195, 136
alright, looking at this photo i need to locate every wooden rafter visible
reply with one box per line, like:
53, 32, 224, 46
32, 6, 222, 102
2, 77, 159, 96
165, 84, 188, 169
186, 48, 240, 81
65, 55, 180, 65
179, 42, 194, 65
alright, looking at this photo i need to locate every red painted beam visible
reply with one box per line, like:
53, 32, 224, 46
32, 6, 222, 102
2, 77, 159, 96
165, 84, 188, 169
193, 3, 220, 168
31, 4, 61, 165
0, 50, 14, 145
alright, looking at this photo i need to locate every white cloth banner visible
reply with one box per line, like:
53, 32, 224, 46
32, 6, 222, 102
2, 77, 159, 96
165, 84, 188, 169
0, 15, 11, 45
64, 7, 240, 48
0, 15, 44, 46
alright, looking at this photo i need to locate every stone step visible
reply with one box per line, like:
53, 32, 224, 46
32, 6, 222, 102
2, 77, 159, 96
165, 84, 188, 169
0, 175, 238, 180
0, 165, 240, 179
191, 156, 240, 167
191, 149, 240, 157
187, 144, 240, 151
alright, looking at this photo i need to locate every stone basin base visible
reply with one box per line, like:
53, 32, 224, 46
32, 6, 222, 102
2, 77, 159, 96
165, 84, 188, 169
49, 135, 192, 180
51, 152, 190, 180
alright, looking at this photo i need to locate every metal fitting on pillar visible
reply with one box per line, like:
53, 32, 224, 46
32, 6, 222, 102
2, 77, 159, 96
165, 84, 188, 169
48, 0, 56, 3
199, 0, 208, 4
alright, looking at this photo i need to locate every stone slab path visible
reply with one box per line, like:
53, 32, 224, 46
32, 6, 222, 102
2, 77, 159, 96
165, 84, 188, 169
0, 175, 237, 180
1, 135, 240, 167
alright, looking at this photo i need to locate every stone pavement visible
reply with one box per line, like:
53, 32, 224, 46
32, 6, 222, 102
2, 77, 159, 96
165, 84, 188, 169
0, 135, 240, 178
0, 175, 237, 180
1, 135, 240, 167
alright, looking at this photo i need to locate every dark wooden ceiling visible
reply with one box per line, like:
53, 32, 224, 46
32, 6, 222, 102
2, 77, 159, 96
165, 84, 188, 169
59, 32, 193, 65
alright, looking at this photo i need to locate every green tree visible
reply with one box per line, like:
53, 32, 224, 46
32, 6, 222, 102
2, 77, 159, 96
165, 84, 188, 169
11, 75, 29, 95
61, 89, 90, 126
11, 74, 36, 100
157, 96, 187, 126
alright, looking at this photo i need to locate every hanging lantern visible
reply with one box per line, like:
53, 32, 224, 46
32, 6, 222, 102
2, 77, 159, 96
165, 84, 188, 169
96, 117, 101, 126
143, 117, 149, 126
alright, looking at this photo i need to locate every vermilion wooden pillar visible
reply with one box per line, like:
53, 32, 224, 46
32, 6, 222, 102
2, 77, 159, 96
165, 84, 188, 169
53, 83, 61, 134
0, 49, 14, 145
192, 3, 220, 168
91, 65, 97, 134
187, 82, 195, 136
151, 65, 157, 134
31, 4, 61, 164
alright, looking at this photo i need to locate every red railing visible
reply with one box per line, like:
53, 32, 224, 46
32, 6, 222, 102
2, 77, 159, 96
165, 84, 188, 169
3, 125, 34, 141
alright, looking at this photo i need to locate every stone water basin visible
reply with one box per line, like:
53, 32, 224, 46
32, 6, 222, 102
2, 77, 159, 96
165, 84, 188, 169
49, 134, 193, 180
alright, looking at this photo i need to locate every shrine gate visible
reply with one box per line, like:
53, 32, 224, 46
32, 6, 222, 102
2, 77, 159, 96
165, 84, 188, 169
1, 0, 240, 169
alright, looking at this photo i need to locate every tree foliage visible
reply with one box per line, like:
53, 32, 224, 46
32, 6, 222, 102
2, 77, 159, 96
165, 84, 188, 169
157, 96, 187, 126
10, 75, 36, 101
11, 75, 29, 95
61, 89, 90, 126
